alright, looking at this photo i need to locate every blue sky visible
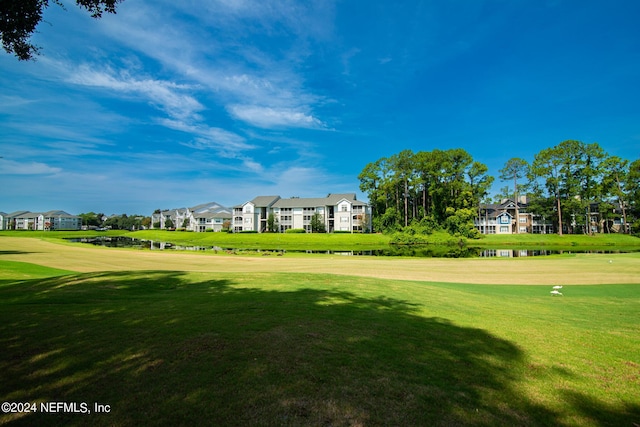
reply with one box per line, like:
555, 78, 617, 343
1, 0, 639, 215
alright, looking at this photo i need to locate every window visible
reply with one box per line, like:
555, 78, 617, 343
341, 205, 348, 212
500, 226, 509, 233
519, 217, 527, 223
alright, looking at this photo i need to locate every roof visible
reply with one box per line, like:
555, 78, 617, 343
273, 193, 365, 208
190, 201, 227, 214
250, 196, 281, 207
193, 210, 232, 219
42, 210, 77, 218
6, 210, 31, 217
234, 196, 281, 208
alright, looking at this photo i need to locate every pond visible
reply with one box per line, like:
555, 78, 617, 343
66, 236, 636, 258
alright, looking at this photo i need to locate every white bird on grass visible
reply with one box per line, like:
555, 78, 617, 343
553, 285, 563, 289
550, 290, 563, 296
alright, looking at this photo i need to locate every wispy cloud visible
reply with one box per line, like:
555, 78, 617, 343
227, 105, 323, 129
0, 159, 62, 175
94, 0, 331, 130
161, 119, 253, 154
69, 65, 204, 121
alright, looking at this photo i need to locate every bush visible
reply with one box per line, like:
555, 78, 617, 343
444, 207, 480, 239
285, 228, 306, 233
389, 232, 430, 245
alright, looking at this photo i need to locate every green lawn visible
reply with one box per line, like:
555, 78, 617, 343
0, 258, 638, 426
1, 229, 639, 252
474, 232, 640, 249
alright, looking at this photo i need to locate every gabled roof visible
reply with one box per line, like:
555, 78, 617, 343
273, 193, 365, 209
42, 210, 76, 218
235, 196, 281, 209
326, 193, 357, 202
7, 210, 31, 217
193, 210, 232, 219
250, 195, 281, 207
11, 211, 38, 219
273, 198, 319, 208
190, 201, 226, 214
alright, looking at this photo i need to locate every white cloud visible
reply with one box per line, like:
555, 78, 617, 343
160, 119, 253, 153
93, 0, 330, 131
0, 159, 62, 175
69, 65, 204, 121
227, 105, 323, 129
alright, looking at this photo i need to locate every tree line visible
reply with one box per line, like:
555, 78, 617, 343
79, 212, 150, 230
358, 141, 640, 236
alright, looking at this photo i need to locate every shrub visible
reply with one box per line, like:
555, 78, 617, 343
285, 228, 306, 233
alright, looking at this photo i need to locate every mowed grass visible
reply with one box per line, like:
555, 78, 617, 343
0, 243, 639, 425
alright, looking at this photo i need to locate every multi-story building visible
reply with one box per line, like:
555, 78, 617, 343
233, 193, 372, 233
0, 210, 82, 230
151, 202, 232, 232
474, 198, 554, 234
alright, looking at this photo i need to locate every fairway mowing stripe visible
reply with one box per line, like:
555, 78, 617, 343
0, 237, 639, 285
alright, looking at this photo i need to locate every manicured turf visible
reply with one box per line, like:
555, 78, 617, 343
3, 229, 639, 251
0, 245, 638, 425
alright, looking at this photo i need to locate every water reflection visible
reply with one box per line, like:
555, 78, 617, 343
67, 237, 633, 258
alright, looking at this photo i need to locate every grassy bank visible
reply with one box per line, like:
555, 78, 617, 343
475, 232, 640, 246
0, 255, 638, 426
1, 229, 639, 251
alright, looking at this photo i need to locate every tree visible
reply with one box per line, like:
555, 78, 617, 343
467, 161, 494, 232
532, 146, 564, 235
601, 156, 629, 234
499, 158, 529, 233
78, 211, 102, 227
389, 149, 414, 227
266, 213, 279, 233
358, 148, 486, 235
626, 159, 640, 233
310, 213, 326, 233
1, 0, 122, 61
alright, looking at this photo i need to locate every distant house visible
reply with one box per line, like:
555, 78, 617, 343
151, 202, 232, 232
0, 212, 8, 230
475, 198, 554, 235
1, 210, 81, 231
233, 193, 372, 233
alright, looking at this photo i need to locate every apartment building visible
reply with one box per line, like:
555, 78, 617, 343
474, 198, 554, 234
0, 210, 82, 230
233, 193, 372, 233
151, 202, 232, 232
